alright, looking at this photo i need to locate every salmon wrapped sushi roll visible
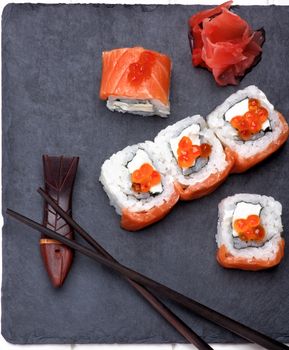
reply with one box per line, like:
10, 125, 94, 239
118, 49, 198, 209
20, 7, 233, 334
154, 116, 234, 200
99, 141, 179, 231
207, 85, 289, 173
99, 47, 172, 118
216, 194, 285, 271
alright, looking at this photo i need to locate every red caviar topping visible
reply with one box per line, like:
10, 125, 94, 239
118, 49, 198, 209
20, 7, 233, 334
178, 152, 196, 168
257, 107, 269, 123
230, 99, 269, 141
151, 170, 161, 186
248, 98, 260, 111
131, 170, 142, 184
178, 136, 193, 151
128, 51, 156, 86
234, 214, 265, 241
247, 214, 260, 228
139, 51, 156, 64
244, 111, 255, 119
140, 182, 151, 193
231, 116, 249, 131
234, 218, 249, 233
177, 136, 211, 169
131, 163, 152, 184
132, 183, 141, 192
139, 163, 153, 179
246, 114, 262, 134
192, 145, 201, 157
240, 226, 265, 241
252, 225, 265, 240
239, 129, 251, 141
131, 163, 161, 193
200, 143, 212, 158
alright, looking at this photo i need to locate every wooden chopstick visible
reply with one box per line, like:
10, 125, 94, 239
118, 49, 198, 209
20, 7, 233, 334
38, 190, 212, 349
6, 206, 288, 350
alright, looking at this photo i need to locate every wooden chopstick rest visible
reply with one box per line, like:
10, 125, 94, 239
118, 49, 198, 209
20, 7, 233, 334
40, 155, 79, 288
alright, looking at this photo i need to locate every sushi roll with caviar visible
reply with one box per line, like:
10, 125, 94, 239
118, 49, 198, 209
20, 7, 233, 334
207, 86, 289, 173
216, 194, 285, 270
154, 116, 235, 200
100, 142, 179, 231
99, 47, 172, 118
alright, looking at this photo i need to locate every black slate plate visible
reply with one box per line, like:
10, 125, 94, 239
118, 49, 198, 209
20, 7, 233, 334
2, 3, 289, 345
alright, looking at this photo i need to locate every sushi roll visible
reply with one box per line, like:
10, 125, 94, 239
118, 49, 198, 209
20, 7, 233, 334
154, 116, 235, 200
216, 194, 285, 270
99, 141, 179, 231
99, 47, 171, 118
207, 86, 289, 173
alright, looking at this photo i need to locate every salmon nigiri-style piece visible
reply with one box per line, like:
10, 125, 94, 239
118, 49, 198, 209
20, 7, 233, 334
99, 47, 172, 118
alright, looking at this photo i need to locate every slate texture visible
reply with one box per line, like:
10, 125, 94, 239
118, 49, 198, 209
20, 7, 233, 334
2, 3, 289, 344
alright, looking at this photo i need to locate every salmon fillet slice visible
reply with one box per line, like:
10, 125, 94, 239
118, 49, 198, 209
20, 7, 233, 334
217, 240, 285, 271
175, 147, 235, 201
120, 189, 179, 231
99, 47, 172, 117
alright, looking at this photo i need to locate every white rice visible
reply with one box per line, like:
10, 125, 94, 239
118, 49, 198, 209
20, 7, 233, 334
216, 194, 283, 260
99, 141, 175, 214
207, 85, 283, 158
154, 115, 228, 186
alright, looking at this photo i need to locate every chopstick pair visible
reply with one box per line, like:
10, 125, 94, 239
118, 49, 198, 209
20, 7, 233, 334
6, 188, 288, 350
11, 188, 212, 350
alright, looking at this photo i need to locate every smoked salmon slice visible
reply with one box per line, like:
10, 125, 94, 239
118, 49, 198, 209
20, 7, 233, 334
175, 147, 235, 200
217, 240, 285, 271
121, 189, 179, 231
99, 47, 172, 117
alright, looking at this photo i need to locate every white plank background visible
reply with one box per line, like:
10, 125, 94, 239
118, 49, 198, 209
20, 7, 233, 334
0, 1, 287, 350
